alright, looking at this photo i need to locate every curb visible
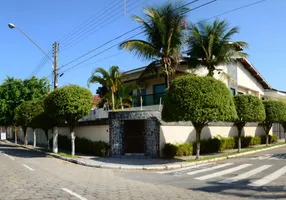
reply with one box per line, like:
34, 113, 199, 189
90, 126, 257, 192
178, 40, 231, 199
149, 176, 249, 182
2, 140, 286, 171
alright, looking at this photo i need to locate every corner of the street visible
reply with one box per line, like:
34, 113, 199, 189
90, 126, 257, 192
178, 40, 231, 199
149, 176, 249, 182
2, 139, 286, 171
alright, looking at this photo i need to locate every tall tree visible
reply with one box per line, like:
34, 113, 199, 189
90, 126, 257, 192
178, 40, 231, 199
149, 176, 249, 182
88, 66, 121, 110
186, 19, 248, 76
33, 98, 58, 150
119, 2, 188, 89
0, 76, 49, 143
233, 95, 265, 152
279, 102, 286, 143
162, 75, 237, 159
14, 100, 43, 145
45, 85, 93, 156
262, 100, 286, 146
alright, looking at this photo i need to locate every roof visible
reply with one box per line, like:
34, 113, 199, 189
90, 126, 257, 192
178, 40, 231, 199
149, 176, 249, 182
238, 58, 271, 89
122, 58, 272, 90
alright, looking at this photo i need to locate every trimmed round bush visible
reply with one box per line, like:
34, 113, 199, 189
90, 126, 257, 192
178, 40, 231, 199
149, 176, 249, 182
162, 75, 237, 123
262, 100, 286, 145
162, 74, 237, 159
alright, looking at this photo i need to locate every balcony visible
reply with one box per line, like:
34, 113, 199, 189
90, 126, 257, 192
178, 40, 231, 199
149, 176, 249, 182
132, 92, 166, 107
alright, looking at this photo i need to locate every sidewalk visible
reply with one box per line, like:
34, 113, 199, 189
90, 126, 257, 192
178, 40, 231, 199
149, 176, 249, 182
2, 139, 286, 171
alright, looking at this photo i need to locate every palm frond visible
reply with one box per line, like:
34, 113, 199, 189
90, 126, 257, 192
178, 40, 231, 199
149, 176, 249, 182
120, 40, 161, 60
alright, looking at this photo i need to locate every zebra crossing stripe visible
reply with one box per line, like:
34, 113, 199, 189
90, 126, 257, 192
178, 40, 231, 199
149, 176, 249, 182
219, 165, 272, 184
195, 164, 252, 181
248, 166, 286, 187
187, 163, 233, 176
157, 163, 212, 174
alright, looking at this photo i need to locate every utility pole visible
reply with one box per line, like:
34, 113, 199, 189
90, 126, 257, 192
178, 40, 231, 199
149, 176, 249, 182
53, 42, 59, 89
52, 41, 59, 153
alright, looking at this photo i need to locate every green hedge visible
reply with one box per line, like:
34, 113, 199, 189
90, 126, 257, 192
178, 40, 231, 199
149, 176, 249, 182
163, 134, 279, 157
162, 143, 178, 158
50, 135, 109, 156
176, 142, 193, 156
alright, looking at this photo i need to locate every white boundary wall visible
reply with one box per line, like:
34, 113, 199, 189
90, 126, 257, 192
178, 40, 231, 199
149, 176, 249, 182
160, 124, 270, 155
16, 125, 109, 146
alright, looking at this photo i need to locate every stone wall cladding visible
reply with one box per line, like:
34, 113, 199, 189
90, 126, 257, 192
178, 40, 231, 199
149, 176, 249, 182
109, 111, 161, 157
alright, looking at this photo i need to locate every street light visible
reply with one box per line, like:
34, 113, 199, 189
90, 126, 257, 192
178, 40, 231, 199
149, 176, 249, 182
8, 23, 54, 64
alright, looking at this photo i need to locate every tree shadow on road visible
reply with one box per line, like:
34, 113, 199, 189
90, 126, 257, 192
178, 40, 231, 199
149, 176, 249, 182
0, 143, 47, 158
188, 180, 286, 199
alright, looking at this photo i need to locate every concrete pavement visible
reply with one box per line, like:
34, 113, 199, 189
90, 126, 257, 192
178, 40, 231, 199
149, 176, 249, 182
0, 142, 258, 200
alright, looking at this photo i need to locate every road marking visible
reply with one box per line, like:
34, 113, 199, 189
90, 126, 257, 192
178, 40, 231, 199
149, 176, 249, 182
248, 166, 286, 187
219, 165, 272, 184
62, 188, 87, 200
157, 163, 212, 174
187, 163, 233, 176
195, 164, 252, 181
3, 153, 15, 160
22, 164, 34, 171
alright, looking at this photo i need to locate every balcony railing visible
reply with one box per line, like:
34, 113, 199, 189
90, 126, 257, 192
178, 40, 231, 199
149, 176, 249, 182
132, 92, 166, 107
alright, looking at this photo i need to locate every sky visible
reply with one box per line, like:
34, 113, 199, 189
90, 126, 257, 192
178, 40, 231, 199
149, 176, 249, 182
1, 0, 285, 93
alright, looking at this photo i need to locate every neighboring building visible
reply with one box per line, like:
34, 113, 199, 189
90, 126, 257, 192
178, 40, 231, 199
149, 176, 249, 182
92, 95, 102, 108
122, 57, 286, 108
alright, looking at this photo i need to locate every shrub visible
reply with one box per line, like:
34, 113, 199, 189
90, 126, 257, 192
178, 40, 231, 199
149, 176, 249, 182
163, 143, 178, 158
176, 142, 193, 156
262, 100, 286, 146
233, 95, 266, 151
216, 135, 235, 151
50, 135, 109, 156
271, 135, 278, 143
162, 75, 237, 159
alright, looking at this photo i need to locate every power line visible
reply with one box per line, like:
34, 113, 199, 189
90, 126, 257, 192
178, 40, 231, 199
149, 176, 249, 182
60, 0, 130, 47
59, 0, 216, 74
58, 0, 123, 44
63, 52, 124, 74
30, 49, 53, 77
59, 32, 143, 75
60, 0, 146, 51
59, 0, 267, 76
200, 0, 267, 23
59, 0, 202, 71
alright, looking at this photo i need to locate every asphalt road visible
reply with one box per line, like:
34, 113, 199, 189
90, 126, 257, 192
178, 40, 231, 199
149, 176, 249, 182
117, 146, 286, 200
0, 141, 286, 200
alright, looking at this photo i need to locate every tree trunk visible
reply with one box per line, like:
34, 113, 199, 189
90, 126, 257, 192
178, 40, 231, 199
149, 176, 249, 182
24, 131, 28, 146
71, 130, 76, 156
111, 91, 115, 110
164, 64, 170, 89
45, 131, 50, 150
33, 129, 36, 147
262, 123, 272, 146
14, 126, 17, 144
194, 124, 204, 160
236, 124, 244, 153
53, 127, 58, 153
207, 65, 215, 77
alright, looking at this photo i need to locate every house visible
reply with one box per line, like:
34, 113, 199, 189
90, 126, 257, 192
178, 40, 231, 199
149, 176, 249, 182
122, 57, 286, 106
17, 58, 285, 158
107, 57, 286, 157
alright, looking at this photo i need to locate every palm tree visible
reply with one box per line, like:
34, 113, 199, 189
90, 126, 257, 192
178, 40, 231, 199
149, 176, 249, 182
119, 3, 188, 89
186, 19, 248, 76
88, 66, 121, 110
116, 84, 140, 109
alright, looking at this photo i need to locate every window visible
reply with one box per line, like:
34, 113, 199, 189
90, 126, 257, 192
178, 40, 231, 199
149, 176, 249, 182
238, 91, 244, 95
230, 88, 236, 96
153, 84, 166, 94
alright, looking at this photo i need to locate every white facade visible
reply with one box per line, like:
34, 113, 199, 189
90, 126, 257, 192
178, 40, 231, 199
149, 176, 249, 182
122, 58, 286, 101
